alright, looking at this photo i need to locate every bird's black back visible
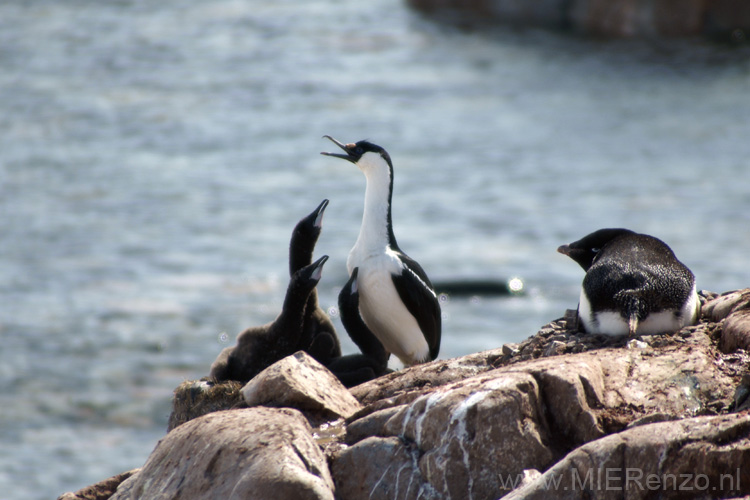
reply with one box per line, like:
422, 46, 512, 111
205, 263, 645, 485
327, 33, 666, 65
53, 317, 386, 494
583, 232, 695, 318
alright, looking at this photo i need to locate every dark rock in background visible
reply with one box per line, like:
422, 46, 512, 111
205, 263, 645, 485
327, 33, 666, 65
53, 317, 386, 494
405, 0, 750, 40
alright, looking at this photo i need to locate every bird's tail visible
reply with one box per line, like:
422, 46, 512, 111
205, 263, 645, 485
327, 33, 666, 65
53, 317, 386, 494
628, 313, 639, 337
618, 290, 645, 337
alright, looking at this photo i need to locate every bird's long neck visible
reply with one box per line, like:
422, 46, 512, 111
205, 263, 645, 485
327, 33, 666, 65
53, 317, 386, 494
289, 233, 314, 276
275, 278, 314, 350
355, 165, 398, 256
289, 233, 319, 305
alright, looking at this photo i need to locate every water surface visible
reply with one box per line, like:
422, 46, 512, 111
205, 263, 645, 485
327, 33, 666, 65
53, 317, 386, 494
1, 1, 750, 498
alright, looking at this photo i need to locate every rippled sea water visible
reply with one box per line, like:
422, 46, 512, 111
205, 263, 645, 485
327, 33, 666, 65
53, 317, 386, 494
1, 1, 750, 498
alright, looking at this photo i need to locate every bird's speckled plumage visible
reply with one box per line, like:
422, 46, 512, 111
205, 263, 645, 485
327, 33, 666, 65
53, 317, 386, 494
559, 228, 699, 337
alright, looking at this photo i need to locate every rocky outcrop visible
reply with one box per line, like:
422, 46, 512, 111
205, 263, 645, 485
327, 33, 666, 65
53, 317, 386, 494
505, 412, 750, 499
335, 370, 556, 500
111, 407, 335, 500
59, 290, 750, 500
332, 319, 743, 499
405, 0, 750, 40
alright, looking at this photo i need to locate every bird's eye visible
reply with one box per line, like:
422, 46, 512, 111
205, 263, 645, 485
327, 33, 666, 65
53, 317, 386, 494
355, 147, 363, 155
591, 248, 600, 253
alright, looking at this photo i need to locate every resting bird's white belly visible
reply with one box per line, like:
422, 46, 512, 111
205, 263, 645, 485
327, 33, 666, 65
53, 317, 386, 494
578, 285, 700, 337
350, 251, 429, 365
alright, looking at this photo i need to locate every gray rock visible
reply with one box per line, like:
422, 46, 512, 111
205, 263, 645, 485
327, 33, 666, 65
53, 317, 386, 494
111, 407, 334, 500
733, 373, 750, 413
241, 351, 361, 421
701, 289, 750, 354
625, 412, 677, 429
502, 343, 519, 356
703, 289, 750, 322
345, 405, 406, 445
337, 370, 556, 499
505, 412, 750, 500
350, 349, 498, 408
336, 324, 739, 500
721, 310, 750, 353
331, 436, 441, 500
543, 340, 566, 357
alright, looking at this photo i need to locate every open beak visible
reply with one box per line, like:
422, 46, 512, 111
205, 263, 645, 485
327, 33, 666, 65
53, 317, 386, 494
311, 255, 329, 281
313, 199, 329, 228
320, 135, 357, 163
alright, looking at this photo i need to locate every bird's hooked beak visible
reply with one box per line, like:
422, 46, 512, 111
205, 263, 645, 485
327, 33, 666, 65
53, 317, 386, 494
557, 243, 595, 271
321, 135, 358, 163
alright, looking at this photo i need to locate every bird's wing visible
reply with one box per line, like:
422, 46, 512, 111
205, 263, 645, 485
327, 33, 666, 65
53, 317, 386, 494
391, 253, 442, 361
338, 269, 389, 366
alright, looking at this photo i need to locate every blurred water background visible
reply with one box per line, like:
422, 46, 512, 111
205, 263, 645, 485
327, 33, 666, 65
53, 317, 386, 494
1, 1, 750, 498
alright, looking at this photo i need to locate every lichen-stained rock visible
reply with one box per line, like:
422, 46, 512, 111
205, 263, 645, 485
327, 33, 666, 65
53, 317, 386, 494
348, 335, 737, 443
504, 412, 750, 500
331, 436, 441, 500
336, 326, 739, 500
520, 357, 606, 445
336, 371, 556, 500
345, 405, 406, 445
703, 289, 750, 322
167, 379, 243, 431
511, 336, 735, 437
722, 311, 750, 353
111, 408, 334, 500
389, 372, 555, 499
349, 348, 501, 410
733, 374, 750, 413
703, 289, 750, 354
241, 351, 361, 421
57, 469, 139, 500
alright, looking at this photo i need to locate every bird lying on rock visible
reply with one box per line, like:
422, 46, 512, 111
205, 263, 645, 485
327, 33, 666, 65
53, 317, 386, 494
209, 255, 330, 383
322, 136, 441, 366
558, 228, 700, 337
